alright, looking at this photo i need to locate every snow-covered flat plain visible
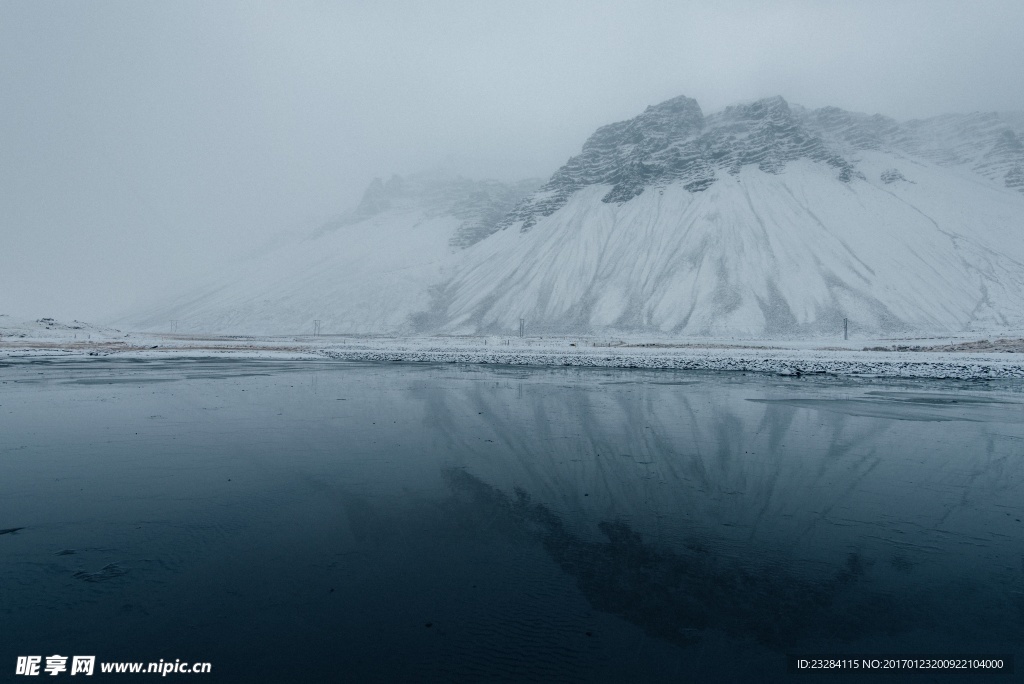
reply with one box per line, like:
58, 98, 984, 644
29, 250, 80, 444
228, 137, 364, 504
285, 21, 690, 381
4, 316, 1024, 380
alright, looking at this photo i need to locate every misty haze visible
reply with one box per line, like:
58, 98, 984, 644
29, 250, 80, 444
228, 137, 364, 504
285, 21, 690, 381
2, 2, 1023, 682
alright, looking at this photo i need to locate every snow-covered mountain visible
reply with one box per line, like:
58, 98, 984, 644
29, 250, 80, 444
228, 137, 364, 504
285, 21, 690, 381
124, 173, 541, 335
123, 95, 1024, 338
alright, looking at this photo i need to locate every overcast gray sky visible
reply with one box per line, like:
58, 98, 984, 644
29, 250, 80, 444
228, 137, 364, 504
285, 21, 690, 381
3, 0, 1024, 322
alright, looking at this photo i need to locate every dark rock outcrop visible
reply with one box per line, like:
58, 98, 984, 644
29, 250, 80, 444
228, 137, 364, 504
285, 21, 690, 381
500, 94, 1024, 234
502, 95, 862, 232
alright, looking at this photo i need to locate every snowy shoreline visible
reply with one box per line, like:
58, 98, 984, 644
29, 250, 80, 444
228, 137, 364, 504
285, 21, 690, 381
4, 315, 1024, 379
3, 335, 1024, 380
316, 345, 1024, 379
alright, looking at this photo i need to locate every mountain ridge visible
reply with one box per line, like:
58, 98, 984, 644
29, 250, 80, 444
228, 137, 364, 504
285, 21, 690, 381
121, 94, 1024, 338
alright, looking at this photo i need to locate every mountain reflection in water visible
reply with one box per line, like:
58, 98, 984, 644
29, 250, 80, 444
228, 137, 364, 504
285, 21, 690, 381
442, 468, 1020, 653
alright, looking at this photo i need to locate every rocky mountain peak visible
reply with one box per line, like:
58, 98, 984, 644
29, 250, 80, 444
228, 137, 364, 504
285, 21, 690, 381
501, 94, 859, 232
799, 106, 901, 153
718, 95, 791, 123
633, 94, 705, 139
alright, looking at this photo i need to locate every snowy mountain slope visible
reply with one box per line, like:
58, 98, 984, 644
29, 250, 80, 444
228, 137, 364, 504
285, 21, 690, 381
123, 94, 1024, 338
794, 105, 1024, 192
433, 96, 1024, 337
439, 154, 1024, 336
125, 173, 540, 335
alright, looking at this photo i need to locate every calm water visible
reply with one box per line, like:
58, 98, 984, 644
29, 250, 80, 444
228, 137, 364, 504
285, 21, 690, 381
1, 358, 1022, 682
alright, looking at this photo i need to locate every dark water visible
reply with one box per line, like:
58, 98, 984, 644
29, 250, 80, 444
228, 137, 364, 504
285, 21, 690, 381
1, 358, 1022, 682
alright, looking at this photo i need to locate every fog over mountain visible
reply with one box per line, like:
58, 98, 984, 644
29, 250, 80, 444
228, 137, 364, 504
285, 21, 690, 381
124, 94, 1024, 338
4, 1, 1024, 324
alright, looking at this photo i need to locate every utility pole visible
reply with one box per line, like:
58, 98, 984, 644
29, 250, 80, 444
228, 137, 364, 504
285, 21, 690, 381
314, 320, 321, 337
844, 318, 848, 341
519, 318, 524, 338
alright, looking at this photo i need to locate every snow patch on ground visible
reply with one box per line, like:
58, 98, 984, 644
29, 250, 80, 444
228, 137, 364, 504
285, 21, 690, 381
0, 315, 125, 342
